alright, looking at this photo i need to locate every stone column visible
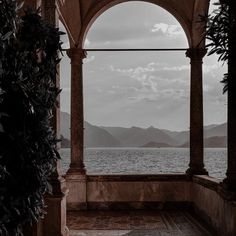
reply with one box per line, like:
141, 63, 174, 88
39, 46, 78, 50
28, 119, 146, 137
41, 1, 69, 235
186, 48, 208, 176
66, 48, 87, 210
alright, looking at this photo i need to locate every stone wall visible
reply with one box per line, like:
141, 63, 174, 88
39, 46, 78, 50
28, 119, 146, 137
67, 174, 236, 235
86, 174, 192, 210
192, 176, 236, 236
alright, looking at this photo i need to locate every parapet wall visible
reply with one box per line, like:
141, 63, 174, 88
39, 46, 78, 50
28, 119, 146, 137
86, 174, 192, 210
66, 173, 236, 235
192, 176, 236, 236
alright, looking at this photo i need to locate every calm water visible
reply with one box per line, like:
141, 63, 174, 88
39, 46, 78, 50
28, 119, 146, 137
60, 148, 227, 180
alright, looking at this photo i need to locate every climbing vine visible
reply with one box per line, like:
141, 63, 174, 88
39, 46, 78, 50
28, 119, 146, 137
0, 0, 63, 235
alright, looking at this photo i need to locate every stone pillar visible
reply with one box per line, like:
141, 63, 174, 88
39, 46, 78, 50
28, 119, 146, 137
222, 2, 236, 193
66, 48, 87, 210
41, 1, 69, 235
186, 48, 208, 176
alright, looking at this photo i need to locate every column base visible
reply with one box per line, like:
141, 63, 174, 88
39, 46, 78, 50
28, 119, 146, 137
43, 187, 69, 236
66, 167, 86, 175
66, 171, 87, 210
222, 173, 236, 192
23, 220, 43, 236
219, 181, 236, 201
186, 167, 208, 177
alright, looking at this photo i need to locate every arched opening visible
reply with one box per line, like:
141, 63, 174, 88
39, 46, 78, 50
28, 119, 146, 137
80, 0, 192, 48
83, 1, 190, 174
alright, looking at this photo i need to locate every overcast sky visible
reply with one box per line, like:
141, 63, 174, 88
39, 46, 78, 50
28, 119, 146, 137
60, 1, 227, 131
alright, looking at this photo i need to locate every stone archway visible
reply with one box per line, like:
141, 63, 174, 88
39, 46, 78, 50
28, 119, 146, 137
57, 0, 210, 49
14, 1, 236, 235
57, 0, 211, 210
78, 0, 193, 48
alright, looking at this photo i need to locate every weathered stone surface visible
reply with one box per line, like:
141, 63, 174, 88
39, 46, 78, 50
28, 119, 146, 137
87, 181, 191, 203
67, 210, 214, 235
66, 173, 87, 210
192, 176, 236, 236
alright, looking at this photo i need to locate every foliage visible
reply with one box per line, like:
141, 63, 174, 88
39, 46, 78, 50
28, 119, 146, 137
206, 1, 229, 62
0, 0, 63, 235
206, 0, 236, 93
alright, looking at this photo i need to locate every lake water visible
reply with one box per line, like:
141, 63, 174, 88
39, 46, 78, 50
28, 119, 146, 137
60, 148, 227, 180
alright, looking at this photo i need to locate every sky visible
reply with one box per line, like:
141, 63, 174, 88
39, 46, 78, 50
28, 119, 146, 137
60, 1, 227, 131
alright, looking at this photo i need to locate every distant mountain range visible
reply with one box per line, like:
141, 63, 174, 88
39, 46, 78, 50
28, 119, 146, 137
60, 112, 227, 148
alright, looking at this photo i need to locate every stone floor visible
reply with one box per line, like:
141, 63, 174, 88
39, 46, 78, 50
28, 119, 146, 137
68, 210, 214, 236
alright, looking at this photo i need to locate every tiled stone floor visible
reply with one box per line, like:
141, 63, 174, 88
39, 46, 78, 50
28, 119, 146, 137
68, 210, 214, 236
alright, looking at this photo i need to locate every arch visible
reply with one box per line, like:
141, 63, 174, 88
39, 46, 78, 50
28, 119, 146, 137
58, 14, 75, 48
79, 0, 192, 48
59, 20, 71, 49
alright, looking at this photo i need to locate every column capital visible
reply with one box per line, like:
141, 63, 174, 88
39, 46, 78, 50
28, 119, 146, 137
186, 48, 207, 61
67, 48, 87, 64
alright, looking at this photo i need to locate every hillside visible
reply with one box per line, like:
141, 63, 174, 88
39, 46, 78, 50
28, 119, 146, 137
60, 111, 70, 140
60, 111, 120, 147
60, 111, 227, 148
205, 136, 226, 148
161, 123, 227, 146
180, 136, 227, 148
84, 122, 121, 147
205, 123, 227, 138
61, 135, 70, 148
118, 126, 176, 146
141, 141, 171, 148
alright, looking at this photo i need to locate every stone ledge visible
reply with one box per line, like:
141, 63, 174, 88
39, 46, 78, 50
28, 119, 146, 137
193, 175, 236, 202
87, 173, 190, 182
192, 175, 221, 192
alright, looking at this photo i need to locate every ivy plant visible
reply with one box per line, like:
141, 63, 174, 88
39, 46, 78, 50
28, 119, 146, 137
0, 0, 63, 235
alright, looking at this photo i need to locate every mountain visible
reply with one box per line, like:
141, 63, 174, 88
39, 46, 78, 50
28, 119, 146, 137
205, 123, 227, 138
60, 111, 70, 140
161, 123, 227, 146
101, 126, 130, 140
141, 141, 171, 148
60, 111, 227, 148
205, 136, 226, 147
102, 125, 177, 146
172, 131, 189, 146
84, 122, 121, 147
204, 124, 220, 130
61, 135, 70, 148
116, 126, 176, 147
60, 111, 120, 147
180, 136, 227, 148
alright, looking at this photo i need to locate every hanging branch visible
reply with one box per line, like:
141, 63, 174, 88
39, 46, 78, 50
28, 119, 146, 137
205, 1, 230, 93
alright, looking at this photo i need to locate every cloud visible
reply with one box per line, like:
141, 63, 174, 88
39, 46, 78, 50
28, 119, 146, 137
163, 65, 189, 71
203, 64, 219, 73
151, 23, 184, 37
84, 38, 91, 47
110, 62, 162, 75
61, 41, 70, 49
109, 62, 189, 94
84, 55, 95, 63
61, 88, 71, 92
